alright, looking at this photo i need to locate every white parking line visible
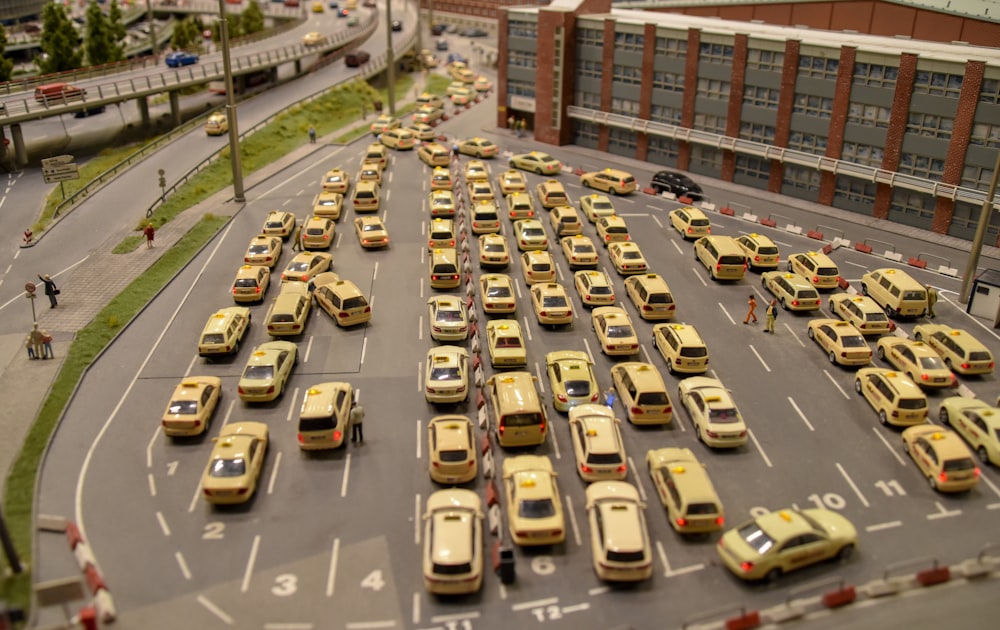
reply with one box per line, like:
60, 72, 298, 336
872, 427, 908, 466
783, 322, 806, 346
824, 369, 852, 399
976, 469, 1000, 499
430, 612, 480, 623
145, 427, 160, 469
414, 494, 421, 544
748, 345, 771, 372
286, 388, 299, 422
345, 622, 395, 629
326, 537, 340, 597
267, 452, 282, 495
148, 473, 156, 497
241, 535, 261, 593
415, 420, 422, 459
787, 397, 815, 431
341, 453, 352, 497
564, 494, 582, 546
412, 592, 420, 625
670, 240, 683, 255
628, 456, 647, 502
583, 337, 596, 363
865, 520, 902, 532
176, 551, 191, 580
693, 267, 708, 287
717, 302, 735, 325
418, 315, 423, 341
549, 416, 561, 459
534, 361, 545, 392
523, 315, 533, 341
927, 501, 962, 520
836, 462, 870, 507
512, 597, 558, 611
197, 595, 234, 625
640, 343, 653, 364
155, 511, 170, 536
515, 279, 523, 300
563, 603, 590, 614
361, 337, 368, 364
304, 335, 315, 363
183, 353, 197, 378
747, 429, 773, 467
652, 215, 663, 229
589, 586, 609, 596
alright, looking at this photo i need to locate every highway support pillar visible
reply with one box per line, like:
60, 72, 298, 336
135, 96, 150, 129
8, 124, 26, 169
168, 90, 181, 128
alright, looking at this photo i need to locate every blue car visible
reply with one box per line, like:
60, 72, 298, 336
165, 52, 199, 68
446, 53, 467, 65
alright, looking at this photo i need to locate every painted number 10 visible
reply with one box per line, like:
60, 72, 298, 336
807, 493, 846, 510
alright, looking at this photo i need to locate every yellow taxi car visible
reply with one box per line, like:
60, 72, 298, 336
204, 111, 228, 136
201, 421, 269, 505
787, 251, 841, 290
479, 273, 517, 314
244, 234, 282, 268
806, 319, 872, 367
902, 425, 980, 493
354, 216, 389, 248
423, 489, 483, 595
592, 307, 639, 356
736, 233, 780, 272
503, 455, 566, 546
561, 235, 599, 269
876, 337, 955, 388
379, 128, 416, 150
424, 348, 470, 405
717, 508, 857, 582
161, 376, 222, 437
459, 137, 499, 158
520, 250, 556, 285
295, 382, 353, 451
464, 159, 489, 182
471, 199, 501, 234
514, 219, 548, 252
596, 215, 630, 246
467, 180, 495, 203
497, 169, 527, 194
280, 252, 332, 283
579, 193, 617, 223
408, 122, 436, 141
854, 368, 928, 426
232, 265, 270, 304
301, 216, 335, 250
429, 167, 453, 191
428, 189, 456, 218
530, 282, 573, 326
362, 143, 388, 169
302, 30, 325, 46
473, 75, 493, 92
610, 362, 673, 425
669, 206, 711, 240
608, 242, 648, 276
550, 205, 582, 237
357, 161, 383, 185
265, 282, 312, 336
505, 192, 535, 220
585, 481, 653, 582
450, 86, 475, 105
313, 273, 371, 326
574, 270, 615, 307
428, 218, 457, 250
580, 168, 637, 195
413, 106, 445, 126
427, 295, 469, 342
509, 151, 562, 175
261, 210, 296, 239
486, 319, 527, 368
198, 307, 251, 358
447, 62, 475, 83
312, 191, 344, 220
625, 273, 675, 320
569, 404, 627, 482
369, 113, 401, 136
536, 179, 569, 209
238, 341, 297, 402
677, 377, 748, 448
938, 397, 1000, 466
428, 248, 461, 289
828, 294, 892, 336
321, 168, 350, 194
913, 324, 995, 376
311, 1, 324, 12
427, 415, 477, 481
763, 271, 822, 311
545, 351, 600, 412
646, 447, 725, 534
652, 323, 710, 374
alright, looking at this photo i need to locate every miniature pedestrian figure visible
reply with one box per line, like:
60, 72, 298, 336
350, 399, 365, 444
518, 118, 527, 137
25, 334, 36, 360
452, 141, 460, 158
29, 323, 45, 358
744, 294, 758, 324
765, 299, 778, 333
308, 125, 317, 144
40, 329, 54, 359
515, 118, 523, 138
38, 274, 58, 308
291, 221, 302, 252
604, 385, 617, 408
926, 285, 938, 318
507, 114, 515, 132
143, 222, 155, 249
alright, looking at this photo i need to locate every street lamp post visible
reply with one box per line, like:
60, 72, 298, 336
959, 150, 1000, 304
385, 0, 396, 115
145, 0, 159, 62
217, 0, 246, 203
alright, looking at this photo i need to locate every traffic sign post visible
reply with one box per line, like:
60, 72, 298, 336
25, 282, 37, 322
42, 161, 80, 198
41, 154, 74, 167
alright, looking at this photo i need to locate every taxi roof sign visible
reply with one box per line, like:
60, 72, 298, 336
931, 432, 946, 440
307, 388, 321, 395
779, 511, 793, 521
671, 466, 686, 474
519, 478, 536, 488
180, 381, 200, 388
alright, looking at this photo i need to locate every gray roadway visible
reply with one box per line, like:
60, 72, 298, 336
33, 86, 1000, 629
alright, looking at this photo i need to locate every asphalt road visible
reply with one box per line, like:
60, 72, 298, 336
33, 79, 1000, 629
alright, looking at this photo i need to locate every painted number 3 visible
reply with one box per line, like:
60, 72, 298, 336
271, 574, 297, 597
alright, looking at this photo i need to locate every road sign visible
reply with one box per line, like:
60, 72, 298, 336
25, 282, 36, 293
42, 164, 79, 184
41, 154, 74, 167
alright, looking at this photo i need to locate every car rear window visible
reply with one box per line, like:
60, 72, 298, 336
234, 279, 258, 288
439, 449, 468, 462
686, 502, 719, 515
719, 255, 745, 265
343, 297, 368, 310
691, 218, 710, 226
299, 416, 336, 431
648, 293, 672, 304
943, 457, 976, 472
898, 398, 927, 410
202, 334, 225, 344
758, 246, 779, 255
636, 392, 669, 406
679, 346, 707, 358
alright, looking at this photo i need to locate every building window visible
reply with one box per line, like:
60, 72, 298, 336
653, 71, 684, 93
834, 176, 878, 205
696, 78, 730, 99
650, 105, 682, 125
608, 127, 637, 152
792, 94, 833, 118
614, 31, 644, 52
573, 120, 600, 148
613, 64, 643, 85
853, 63, 899, 88
507, 79, 535, 98
950, 200, 998, 234
890, 189, 936, 221
578, 28, 603, 48
647, 135, 680, 162
739, 122, 775, 143
576, 59, 603, 81
906, 112, 954, 139
699, 42, 734, 64
783, 164, 821, 191
980, 78, 1000, 105
913, 71, 963, 97
847, 103, 891, 128
898, 153, 945, 182
691, 145, 723, 170
799, 56, 839, 80
507, 50, 537, 69
735, 155, 769, 180
575, 91, 601, 110
787, 132, 828, 154
961, 163, 995, 189
693, 114, 726, 134
611, 98, 640, 116
744, 85, 780, 108
747, 49, 784, 72
841, 141, 884, 167
970, 122, 1000, 148
654, 37, 687, 57
508, 20, 537, 39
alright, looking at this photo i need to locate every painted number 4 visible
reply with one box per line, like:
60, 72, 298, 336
361, 570, 385, 592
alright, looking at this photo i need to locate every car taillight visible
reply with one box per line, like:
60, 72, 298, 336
333, 431, 342, 441
616, 464, 627, 473
591, 393, 600, 402
706, 430, 719, 438
676, 517, 687, 527
740, 561, 754, 573
605, 235, 612, 241
687, 227, 693, 233
812, 276, 820, 283
266, 386, 275, 393
792, 300, 799, 306
238, 386, 245, 394
631, 407, 643, 415
939, 471, 948, 483
297, 433, 304, 443
581, 464, 592, 473
339, 312, 349, 318
557, 394, 567, 402
528, 211, 534, 217
754, 255, 760, 262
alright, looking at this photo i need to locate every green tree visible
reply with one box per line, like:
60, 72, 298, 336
0, 25, 15, 82
242, 2, 265, 35
107, 0, 127, 47
171, 16, 203, 53
85, 0, 118, 66
213, 11, 243, 42
38, 2, 82, 73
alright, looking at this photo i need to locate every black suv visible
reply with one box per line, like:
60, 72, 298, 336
650, 170, 704, 201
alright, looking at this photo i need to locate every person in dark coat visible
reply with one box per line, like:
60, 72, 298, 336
38, 274, 58, 308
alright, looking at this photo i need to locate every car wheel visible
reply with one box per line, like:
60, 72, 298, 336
836, 544, 855, 561
945, 358, 953, 370
978, 446, 989, 464
939, 407, 950, 425
861, 283, 869, 296
762, 277, 767, 287
787, 261, 794, 272
877, 347, 887, 361
765, 568, 782, 583
583, 180, 591, 189
807, 328, 815, 340
780, 298, 787, 310
902, 438, 910, 453
233, 340, 239, 354
914, 331, 923, 341
879, 410, 888, 426
884, 305, 894, 318
854, 379, 862, 393
694, 424, 702, 442
929, 475, 938, 490
829, 351, 836, 364
536, 168, 543, 175
666, 361, 675, 374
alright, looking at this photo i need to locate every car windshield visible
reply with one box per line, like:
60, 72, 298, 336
430, 367, 461, 381
486, 285, 511, 298
243, 365, 274, 380
496, 337, 522, 348
542, 296, 567, 308
209, 457, 246, 478
248, 244, 269, 255
564, 380, 591, 396
606, 325, 633, 339
168, 400, 197, 415
841, 335, 867, 347
708, 407, 739, 423
519, 498, 556, 519
435, 309, 463, 322
738, 524, 774, 554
